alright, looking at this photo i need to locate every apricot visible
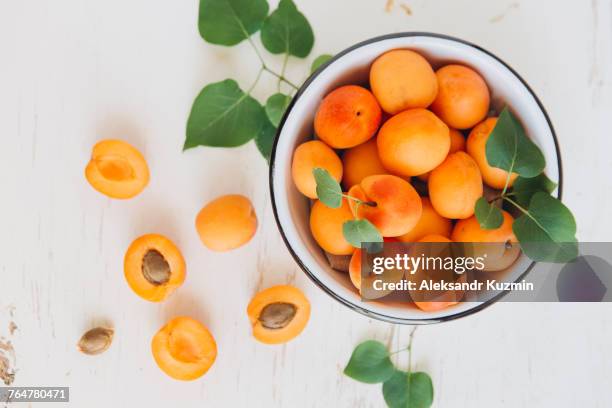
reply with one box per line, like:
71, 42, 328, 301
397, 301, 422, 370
428, 152, 483, 219
292, 140, 343, 198
195, 194, 257, 252
314, 85, 382, 149
247, 285, 310, 344
341, 138, 388, 190
430, 65, 490, 129
85, 139, 149, 199
348, 175, 422, 237
397, 198, 452, 243
349, 238, 404, 299
151, 317, 217, 381
369, 49, 438, 114
124, 234, 186, 302
310, 199, 355, 255
377, 109, 450, 177
467, 117, 518, 189
416, 129, 465, 182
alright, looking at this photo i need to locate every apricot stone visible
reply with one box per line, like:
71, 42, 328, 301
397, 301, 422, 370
398, 198, 452, 243
314, 85, 382, 149
341, 138, 388, 190
309, 199, 355, 255
428, 152, 483, 219
292, 140, 343, 198
370, 49, 438, 114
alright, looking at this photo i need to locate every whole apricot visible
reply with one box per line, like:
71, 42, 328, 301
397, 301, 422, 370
431, 65, 490, 129
314, 85, 382, 149
347, 175, 422, 237
398, 198, 452, 243
416, 129, 465, 182
341, 138, 388, 190
292, 140, 343, 198
377, 109, 450, 177
467, 117, 518, 189
196, 194, 257, 252
428, 152, 483, 219
309, 199, 355, 255
370, 49, 438, 113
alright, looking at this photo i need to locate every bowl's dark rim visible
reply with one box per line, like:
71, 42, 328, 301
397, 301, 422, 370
268, 32, 563, 325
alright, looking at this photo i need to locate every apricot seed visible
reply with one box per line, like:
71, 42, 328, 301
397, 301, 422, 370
77, 327, 114, 355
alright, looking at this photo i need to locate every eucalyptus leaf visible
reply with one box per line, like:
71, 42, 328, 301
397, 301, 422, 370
185, 79, 266, 149
485, 107, 545, 178
343, 219, 383, 248
512, 173, 557, 208
310, 54, 333, 73
255, 117, 276, 162
512, 192, 578, 262
198, 0, 269, 46
265, 93, 291, 127
312, 167, 342, 208
382, 370, 434, 408
474, 197, 504, 230
343, 340, 395, 384
261, 0, 314, 57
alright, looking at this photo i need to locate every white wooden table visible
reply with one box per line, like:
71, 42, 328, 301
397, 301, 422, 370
1, 0, 611, 406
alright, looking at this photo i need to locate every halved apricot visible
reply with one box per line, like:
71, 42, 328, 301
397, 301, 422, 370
196, 194, 258, 252
347, 175, 422, 237
310, 199, 355, 255
247, 285, 310, 344
341, 138, 388, 190
292, 140, 343, 199
85, 139, 149, 199
151, 316, 217, 381
397, 198, 452, 243
124, 234, 186, 302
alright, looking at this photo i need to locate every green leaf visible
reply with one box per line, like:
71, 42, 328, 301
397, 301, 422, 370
474, 197, 503, 230
310, 54, 333, 73
343, 340, 395, 384
312, 167, 342, 208
185, 79, 266, 149
512, 192, 578, 263
255, 117, 276, 162
260, 0, 314, 58
198, 0, 269, 46
512, 173, 557, 208
265, 93, 291, 127
343, 219, 383, 248
485, 107, 545, 178
382, 370, 434, 408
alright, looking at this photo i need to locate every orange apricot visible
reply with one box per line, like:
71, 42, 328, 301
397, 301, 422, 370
430, 65, 490, 129
85, 139, 149, 199
247, 285, 310, 344
348, 248, 363, 291
369, 49, 438, 114
124, 234, 186, 302
418, 234, 451, 243
195, 194, 257, 252
310, 199, 355, 255
314, 85, 382, 149
151, 317, 217, 381
467, 117, 519, 189
292, 140, 343, 198
348, 175, 422, 237
428, 152, 483, 219
416, 128, 466, 182
398, 198, 452, 243
341, 138, 388, 190
377, 109, 450, 177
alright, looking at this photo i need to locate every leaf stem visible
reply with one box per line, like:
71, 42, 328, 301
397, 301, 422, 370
504, 196, 554, 239
247, 66, 265, 94
407, 326, 417, 374
279, 53, 289, 92
341, 193, 376, 208
245, 35, 300, 91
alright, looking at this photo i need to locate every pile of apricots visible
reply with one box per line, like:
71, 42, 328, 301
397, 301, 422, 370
85, 141, 310, 381
292, 49, 519, 311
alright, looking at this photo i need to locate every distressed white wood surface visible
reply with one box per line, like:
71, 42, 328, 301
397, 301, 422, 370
1, 0, 611, 406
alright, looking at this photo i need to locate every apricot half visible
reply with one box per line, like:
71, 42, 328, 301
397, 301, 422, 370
85, 139, 149, 199
428, 152, 483, 219
196, 194, 258, 252
369, 49, 438, 114
314, 85, 382, 149
310, 199, 355, 255
377, 109, 450, 177
430, 65, 490, 129
348, 175, 422, 237
151, 317, 217, 381
341, 138, 388, 190
467, 117, 518, 189
247, 285, 310, 345
124, 234, 186, 302
397, 198, 452, 243
292, 140, 343, 198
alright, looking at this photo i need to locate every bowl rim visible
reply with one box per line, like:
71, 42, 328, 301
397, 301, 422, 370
268, 32, 563, 325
